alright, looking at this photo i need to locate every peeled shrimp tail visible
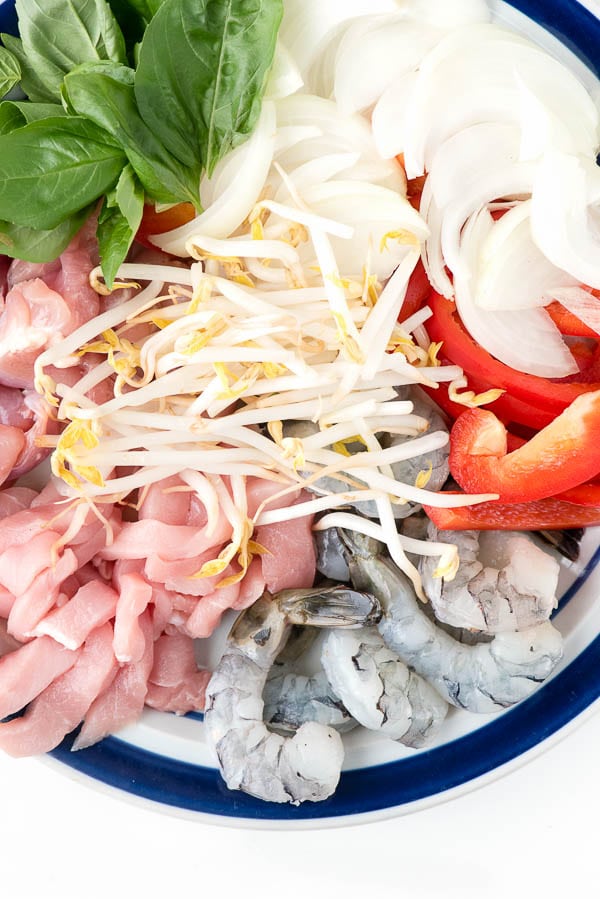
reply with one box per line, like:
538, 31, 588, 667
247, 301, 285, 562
321, 628, 447, 748
205, 585, 380, 804
206, 651, 344, 804
264, 670, 357, 734
341, 532, 564, 714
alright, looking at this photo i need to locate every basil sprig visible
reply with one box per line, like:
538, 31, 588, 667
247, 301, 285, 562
0, 0, 282, 286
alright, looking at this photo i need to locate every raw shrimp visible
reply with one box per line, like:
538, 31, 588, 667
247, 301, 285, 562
315, 527, 351, 582
263, 626, 357, 734
204, 584, 380, 804
322, 627, 448, 747
420, 523, 560, 634
281, 388, 449, 520
340, 530, 564, 714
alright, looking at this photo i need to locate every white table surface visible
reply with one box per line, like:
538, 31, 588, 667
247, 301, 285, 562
1, 707, 598, 899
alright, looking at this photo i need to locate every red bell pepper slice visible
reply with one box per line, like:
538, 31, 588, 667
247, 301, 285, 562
449, 390, 600, 503
427, 292, 600, 416
422, 376, 556, 430
546, 301, 599, 338
423, 495, 600, 530
399, 259, 431, 322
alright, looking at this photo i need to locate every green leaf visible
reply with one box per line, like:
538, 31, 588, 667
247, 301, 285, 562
0, 115, 126, 230
1, 33, 58, 102
13, 0, 127, 100
134, 0, 283, 176
0, 46, 21, 99
0, 101, 26, 135
0, 100, 65, 135
97, 163, 144, 287
0, 205, 94, 262
105, 1, 166, 61
64, 62, 201, 207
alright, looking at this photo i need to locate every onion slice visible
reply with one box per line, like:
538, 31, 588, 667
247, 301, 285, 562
531, 151, 600, 290
454, 209, 578, 378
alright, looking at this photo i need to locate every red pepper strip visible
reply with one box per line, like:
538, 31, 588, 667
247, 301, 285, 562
423, 495, 600, 530
427, 292, 600, 416
504, 434, 600, 505
546, 301, 599, 338
135, 203, 196, 249
449, 390, 600, 503
422, 377, 556, 430
399, 259, 431, 321
558, 482, 600, 507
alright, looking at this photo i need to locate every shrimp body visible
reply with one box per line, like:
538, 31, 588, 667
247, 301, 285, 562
420, 524, 560, 634
322, 628, 448, 747
342, 531, 564, 714
204, 585, 380, 804
282, 390, 449, 520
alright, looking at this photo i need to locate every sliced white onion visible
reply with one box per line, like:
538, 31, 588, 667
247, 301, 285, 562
279, 0, 397, 79
425, 122, 536, 282
274, 94, 405, 192
545, 286, 600, 337
517, 73, 600, 161
454, 209, 578, 378
265, 41, 304, 100
299, 180, 428, 280
401, 24, 599, 178
273, 152, 361, 201
372, 71, 419, 160
474, 201, 578, 310
333, 17, 444, 116
153, 102, 276, 254
531, 151, 600, 289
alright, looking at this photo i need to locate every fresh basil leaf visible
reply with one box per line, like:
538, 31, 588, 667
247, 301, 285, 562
0, 205, 94, 262
0, 100, 26, 134
0, 46, 20, 99
64, 62, 201, 208
97, 163, 143, 287
0, 99, 65, 134
135, 0, 282, 176
105, 1, 166, 61
1, 33, 57, 102
0, 116, 126, 230
14, 0, 127, 101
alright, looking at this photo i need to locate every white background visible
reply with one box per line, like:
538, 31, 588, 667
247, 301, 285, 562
1, 707, 598, 899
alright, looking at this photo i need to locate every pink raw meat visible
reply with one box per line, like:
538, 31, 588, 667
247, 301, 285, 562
7, 548, 79, 641
0, 279, 72, 388
0, 623, 116, 757
149, 632, 197, 687
145, 632, 209, 715
236, 555, 266, 607
246, 477, 301, 517
72, 610, 154, 750
0, 619, 20, 658
145, 672, 210, 715
0, 487, 37, 518
9, 393, 60, 480
254, 504, 316, 593
138, 475, 191, 524
8, 223, 99, 331
34, 580, 119, 650
100, 518, 232, 561
0, 634, 78, 720
185, 579, 241, 638
113, 573, 152, 663
0, 385, 34, 429
0, 425, 25, 486
0, 586, 14, 618
0, 529, 63, 596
